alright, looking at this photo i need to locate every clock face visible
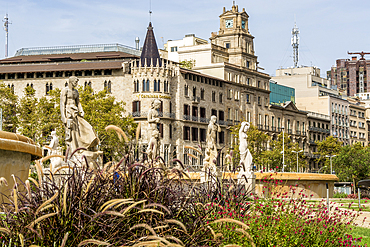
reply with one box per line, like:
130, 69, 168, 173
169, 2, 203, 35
225, 19, 233, 28
242, 20, 246, 29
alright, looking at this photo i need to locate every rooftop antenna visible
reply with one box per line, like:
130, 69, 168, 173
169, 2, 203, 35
291, 15, 299, 68
3, 13, 11, 58
149, 0, 152, 22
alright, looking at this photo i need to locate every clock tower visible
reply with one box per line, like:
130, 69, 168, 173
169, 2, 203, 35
210, 4, 257, 70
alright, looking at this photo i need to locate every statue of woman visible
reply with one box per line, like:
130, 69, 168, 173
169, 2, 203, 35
60, 76, 99, 153
239, 121, 253, 172
147, 99, 161, 141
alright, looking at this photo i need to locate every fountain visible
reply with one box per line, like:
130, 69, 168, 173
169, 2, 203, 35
0, 131, 42, 201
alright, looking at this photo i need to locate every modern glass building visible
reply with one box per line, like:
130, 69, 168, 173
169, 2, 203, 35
269, 80, 295, 104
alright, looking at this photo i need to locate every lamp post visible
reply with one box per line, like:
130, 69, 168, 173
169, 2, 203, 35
281, 126, 285, 172
325, 154, 337, 174
292, 150, 303, 173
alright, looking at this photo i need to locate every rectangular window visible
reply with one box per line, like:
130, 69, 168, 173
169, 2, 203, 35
132, 101, 141, 113
94, 70, 102, 76
225, 43, 230, 49
8, 73, 15, 79
219, 131, 225, 144
183, 126, 190, 140
271, 116, 275, 128
234, 109, 239, 121
219, 111, 224, 121
258, 96, 261, 105
84, 70, 92, 76
65, 71, 73, 77
200, 107, 206, 118
36, 72, 44, 78
192, 127, 198, 141
212, 109, 217, 117
212, 91, 216, 102
184, 104, 190, 116
200, 88, 205, 100
170, 46, 178, 52
17, 73, 25, 79
26, 72, 34, 79
200, 129, 206, 142
104, 69, 112, 75
247, 112, 251, 122
219, 93, 223, 103
169, 124, 172, 139
246, 94, 250, 103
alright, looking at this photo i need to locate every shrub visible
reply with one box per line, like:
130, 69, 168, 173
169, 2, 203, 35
334, 192, 348, 198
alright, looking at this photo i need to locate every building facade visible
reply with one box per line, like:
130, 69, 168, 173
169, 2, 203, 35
0, 4, 324, 172
331, 56, 370, 96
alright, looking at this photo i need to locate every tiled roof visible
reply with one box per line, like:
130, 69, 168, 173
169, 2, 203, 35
0, 60, 124, 73
0, 51, 138, 64
140, 22, 161, 67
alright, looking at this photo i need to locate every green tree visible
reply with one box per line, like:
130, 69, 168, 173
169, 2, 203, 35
230, 123, 270, 170
17, 86, 39, 140
315, 136, 342, 173
79, 86, 137, 160
333, 142, 370, 185
0, 83, 18, 132
264, 132, 306, 172
179, 59, 195, 69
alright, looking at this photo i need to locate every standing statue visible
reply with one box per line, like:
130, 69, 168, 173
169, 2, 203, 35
146, 129, 160, 162
146, 99, 161, 162
239, 122, 253, 171
60, 76, 101, 164
47, 131, 64, 173
237, 121, 255, 191
147, 99, 161, 141
201, 115, 221, 182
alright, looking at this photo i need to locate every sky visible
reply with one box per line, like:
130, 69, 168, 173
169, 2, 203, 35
0, 0, 369, 77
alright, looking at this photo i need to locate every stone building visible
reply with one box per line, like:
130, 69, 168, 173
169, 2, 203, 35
331, 56, 370, 96
0, 4, 319, 171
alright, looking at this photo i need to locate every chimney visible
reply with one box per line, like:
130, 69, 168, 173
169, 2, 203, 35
352, 56, 357, 61
135, 37, 140, 50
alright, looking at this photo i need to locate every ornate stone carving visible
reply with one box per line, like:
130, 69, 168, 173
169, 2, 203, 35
237, 121, 255, 190
146, 99, 161, 162
60, 76, 101, 166
201, 115, 221, 182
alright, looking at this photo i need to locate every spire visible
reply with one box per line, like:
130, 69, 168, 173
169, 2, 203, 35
140, 22, 161, 67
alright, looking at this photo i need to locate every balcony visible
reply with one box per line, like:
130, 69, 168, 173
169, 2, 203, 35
192, 96, 200, 104
200, 117, 209, 123
271, 126, 276, 132
296, 130, 301, 135
264, 125, 269, 131
183, 115, 191, 120
192, 116, 198, 122
227, 119, 233, 125
309, 140, 317, 145
218, 120, 229, 126
257, 124, 263, 130
308, 126, 330, 134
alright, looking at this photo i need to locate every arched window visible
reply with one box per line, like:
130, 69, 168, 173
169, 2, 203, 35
50, 83, 53, 91
157, 80, 160, 92
11, 84, 14, 93
104, 80, 107, 91
108, 81, 111, 93
46, 83, 50, 95
65, 82, 68, 87
142, 79, 146, 92
154, 80, 158, 92
85, 81, 87, 89
30, 83, 33, 88
88, 81, 92, 88
146, 79, 150, 91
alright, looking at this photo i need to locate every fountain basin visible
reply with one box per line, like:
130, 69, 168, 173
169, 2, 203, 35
0, 131, 42, 202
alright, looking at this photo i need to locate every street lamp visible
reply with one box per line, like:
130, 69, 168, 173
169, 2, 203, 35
281, 126, 285, 172
325, 154, 337, 174
292, 150, 303, 173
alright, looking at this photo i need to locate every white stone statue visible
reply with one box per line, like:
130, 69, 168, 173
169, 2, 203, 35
147, 99, 161, 142
237, 121, 255, 191
48, 130, 64, 172
60, 76, 102, 166
201, 115, 221, 182
146, 129, 160, 162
